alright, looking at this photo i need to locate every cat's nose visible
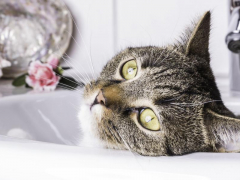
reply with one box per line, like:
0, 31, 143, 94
95, 90, 106, 106
92, 85, 123, 109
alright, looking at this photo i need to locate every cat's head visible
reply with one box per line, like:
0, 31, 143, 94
79, 12, 240, 156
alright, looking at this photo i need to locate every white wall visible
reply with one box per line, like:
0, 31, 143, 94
63, 0, 229, 81
62, 0, 115, 81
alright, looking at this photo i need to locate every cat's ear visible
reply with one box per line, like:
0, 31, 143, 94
204, 108, 240, 152
185, 11, 211, 60
176, 11, 211, 61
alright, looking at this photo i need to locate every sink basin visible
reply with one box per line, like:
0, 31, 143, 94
0, 77, 240, 179
0, 90, 82, 145
0, 76, 239, 145
215, 77, 240, 115
0, 135, 240, 180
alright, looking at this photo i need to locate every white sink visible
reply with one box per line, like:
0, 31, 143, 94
0, 135, 240, 180
0, 77, 240, 180
0, 76, 240, 145
215, 76, 240, 115
0, 90, 82, 145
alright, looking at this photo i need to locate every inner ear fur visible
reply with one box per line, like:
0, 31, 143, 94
185, 11, 211, 61
204, 108, 240, 152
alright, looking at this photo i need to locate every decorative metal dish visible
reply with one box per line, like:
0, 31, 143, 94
0, 0, 73, 78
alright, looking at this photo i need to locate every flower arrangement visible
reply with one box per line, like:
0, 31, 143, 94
12, 56, 80, 91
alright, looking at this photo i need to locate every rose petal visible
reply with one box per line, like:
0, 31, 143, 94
47, 57, 59, 69
26, 61, 60, 91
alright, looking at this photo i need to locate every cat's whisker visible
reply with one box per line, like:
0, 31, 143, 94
58, 82, 82, 91
102, 129, 110, 149
61, 55, 88, 84
115, 129, 138, 157
63, 53, 92, 84
55, 69, 83, 87
107, 121, 123, 148
27, 71, 82, 89
33, 77, 83, 92
40, 45, 80, 84
49, 1, 96, 84
69, 102, 82, 112
108, 128, 119, 146
170, 100, 223, 107
169, 104, 190, 114
60, 1, 96, 81
57, 86, 81, 93
57, 84, 76, 91
53, 42, 90, 84
112, 121, 143, 164
52, 42, 90, 85
58, 85, 83, 98
107, 113, 130, 153
99, 113, 110, 149
61, 55, 89, 84
107, 126, 128, 154
64, 33, 95, 81
156, 93, 185, 104
89, 32, 98, 81
57, 87, 83, 95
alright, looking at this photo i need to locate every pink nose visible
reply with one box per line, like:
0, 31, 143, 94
95, 90, 106, 105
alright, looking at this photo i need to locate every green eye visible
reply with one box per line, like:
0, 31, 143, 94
121, 60, 138, 80
139, 109, 160, 131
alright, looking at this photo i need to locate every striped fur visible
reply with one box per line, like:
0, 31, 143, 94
79, 12, 240, 156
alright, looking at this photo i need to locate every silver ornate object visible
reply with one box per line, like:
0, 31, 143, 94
0, 0, 73, 78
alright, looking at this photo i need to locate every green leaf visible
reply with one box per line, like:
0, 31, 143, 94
61, 67, 72, 70
12, 73, 28, 87
58, 76, 82, 90
56, 67, 64, 75
25, 83, 32, 89
54, 67, 72, 76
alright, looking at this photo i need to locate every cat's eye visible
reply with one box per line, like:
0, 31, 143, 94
139, 109, 160, 131
121, 60, 138, 80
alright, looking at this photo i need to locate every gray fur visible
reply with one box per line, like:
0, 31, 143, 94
80, 11, 240, 156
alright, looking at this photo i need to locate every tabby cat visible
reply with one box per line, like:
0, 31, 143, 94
79, 12, 240, 156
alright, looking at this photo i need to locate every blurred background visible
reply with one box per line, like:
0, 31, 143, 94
62, 0, 229, 77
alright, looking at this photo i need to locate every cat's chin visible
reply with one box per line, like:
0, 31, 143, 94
78, 100, 105, 148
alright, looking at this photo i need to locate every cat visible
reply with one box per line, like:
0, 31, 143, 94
78, 11, 240, 156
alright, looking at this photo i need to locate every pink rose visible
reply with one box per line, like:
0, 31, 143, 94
47, 56, 59, 69
26, 61, 60, 91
